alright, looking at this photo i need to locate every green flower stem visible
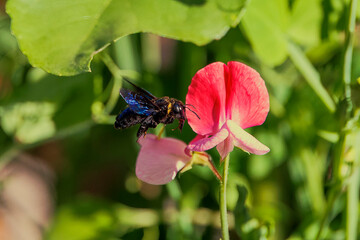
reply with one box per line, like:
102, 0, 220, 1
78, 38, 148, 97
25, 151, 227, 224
343, 0, 357, 118
220, 154, 230, 240
156, 124, 166, 139
343, 1, 357, 238
317, 1, 357, 238
334, 0, 357, 181
347, 131, 360, 240
315, 186, 342, 240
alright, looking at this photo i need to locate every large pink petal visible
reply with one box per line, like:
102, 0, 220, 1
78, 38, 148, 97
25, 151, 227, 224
187, 127, 229, 152
226, 61, 269, 129
136, 134, 190, 185
226, 120, 269, 155
216, 136, 234, 160
186, 62, 227, 135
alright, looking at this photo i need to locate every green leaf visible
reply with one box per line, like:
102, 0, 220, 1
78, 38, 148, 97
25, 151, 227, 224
242, 0, 322, 66
0, 72, 94, 144
287, 0, 322, 46
0, 102, 56, 144
47, 197, 118, 240
287, 41, 336, 112
6, 0, 246, 76
248, 132, 286, 180
234, 185, 250, 231
47, 196, 159, 240
234, 185, 274, 239
242, 0, 335, 113
241, 0, 289, 66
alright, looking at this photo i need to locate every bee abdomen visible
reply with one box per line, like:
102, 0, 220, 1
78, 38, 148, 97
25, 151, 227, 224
114, 108, 143, 129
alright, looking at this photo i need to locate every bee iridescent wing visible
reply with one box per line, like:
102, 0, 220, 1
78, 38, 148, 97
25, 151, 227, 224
120, 79, 160, 116
122, 78, 156, 100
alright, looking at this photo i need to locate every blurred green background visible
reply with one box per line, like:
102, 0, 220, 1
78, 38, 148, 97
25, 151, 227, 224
0, 0, 360, 239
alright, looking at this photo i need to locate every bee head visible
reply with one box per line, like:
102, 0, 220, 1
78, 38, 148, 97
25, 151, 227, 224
173, 101, 186, 120
171, 100, 185, 131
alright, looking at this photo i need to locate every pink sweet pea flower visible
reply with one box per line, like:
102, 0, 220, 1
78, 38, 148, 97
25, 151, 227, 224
186, 61, 270, 159
136, 134, 213, 185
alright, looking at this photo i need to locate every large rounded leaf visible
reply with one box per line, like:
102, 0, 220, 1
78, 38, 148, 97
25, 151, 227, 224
242, 0, 289, 66
242, 0, 322, 66
6, 0, 247, 76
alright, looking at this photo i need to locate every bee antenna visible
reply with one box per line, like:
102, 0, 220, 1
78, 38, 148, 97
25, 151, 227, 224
185, 106, 200, 119
185, 104, 197, 110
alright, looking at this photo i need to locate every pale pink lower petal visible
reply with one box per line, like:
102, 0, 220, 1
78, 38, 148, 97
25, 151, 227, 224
188, 134, 207, 145
136, 134, 190, 185
216, 136, 234, 160
187, 127, 229, 152
226, 120, 269, 155
186, 62, 227, 135
225, 61, 269, 129
185, 134, 206, 156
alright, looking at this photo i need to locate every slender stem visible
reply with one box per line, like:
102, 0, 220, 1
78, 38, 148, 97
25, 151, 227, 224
346, 131, 360, 240
315, 187, 342, 240
100, 53, 123, 115
344, 1, 357, 238
317, 1, 358, 239
100, 52, 120, 77
220, 154, 230, 240
333, 133, 346, 184
315, 135, 346, 239
166, 179, 182, 202
343, 0, 357, 118
156, 124, 166, 139
99, 52, 140, 117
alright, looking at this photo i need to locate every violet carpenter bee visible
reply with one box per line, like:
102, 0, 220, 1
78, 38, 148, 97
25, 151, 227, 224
114, 79, 199, 138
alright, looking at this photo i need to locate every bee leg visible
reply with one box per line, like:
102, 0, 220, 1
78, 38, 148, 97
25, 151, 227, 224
137, 125, 149, 138
178, 119, 185, 132
137, 116, 158, 138
170, 119, 184, 132
163, 116, 175, 125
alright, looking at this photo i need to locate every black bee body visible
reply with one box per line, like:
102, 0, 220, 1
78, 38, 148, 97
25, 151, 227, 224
114, 108, 144, 129
114, 79, 186, 138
